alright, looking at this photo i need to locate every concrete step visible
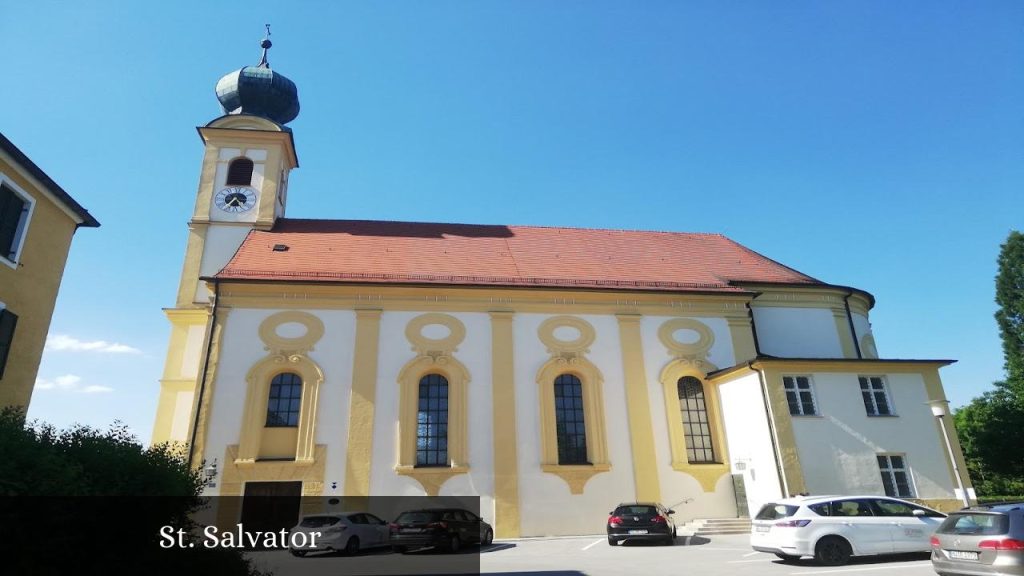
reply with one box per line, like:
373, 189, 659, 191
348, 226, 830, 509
680, 517, 752, 536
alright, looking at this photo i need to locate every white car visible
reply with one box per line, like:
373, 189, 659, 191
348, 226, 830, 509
289, 512, 391, 557
750, 495, 946, 565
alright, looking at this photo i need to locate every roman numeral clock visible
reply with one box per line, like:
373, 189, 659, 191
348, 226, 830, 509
214, 186, 257, 213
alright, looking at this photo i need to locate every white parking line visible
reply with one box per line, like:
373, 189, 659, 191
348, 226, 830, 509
743, 551, 760, 557
728, 559, 769, 564
581, 538, 603, 551
792, 562, 932, 575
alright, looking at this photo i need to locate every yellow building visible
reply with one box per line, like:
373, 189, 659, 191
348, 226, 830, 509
154, 41, 974, 537
0, 132, 99, 410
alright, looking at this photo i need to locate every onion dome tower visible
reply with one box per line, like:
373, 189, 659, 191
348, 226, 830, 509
214, 27, 300, 125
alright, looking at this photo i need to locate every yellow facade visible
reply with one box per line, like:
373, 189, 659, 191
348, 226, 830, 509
153, 110, 973, 537
0, 137, 97, 410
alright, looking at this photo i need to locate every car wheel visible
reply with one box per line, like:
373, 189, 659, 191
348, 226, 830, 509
814, 536, 852, 566
289, 549, 307, 557
447, 535, 461, 553
482, 529, 493, 546
391, 545, 407, 554
344, 536, 360, 556
607, 537, 617, 546
774, 553, 799, 563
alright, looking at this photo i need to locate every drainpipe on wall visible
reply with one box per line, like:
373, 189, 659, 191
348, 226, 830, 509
746, 294, 789, 496
755, 364, 790, 498
186, 280, 219, 470
844, 291, 863, 359
745, 294, 763, 357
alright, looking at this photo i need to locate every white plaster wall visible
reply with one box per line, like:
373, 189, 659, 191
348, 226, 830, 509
200, 308, 357, 495
312, 311, 357, 497
640, 315, 738, 522
193, 226, 253, 302
514, 313, 636, 537
791, 372, 953, 499
718, 372, 783, 517
752, 307, 843, 358
851, 313, 878, 358
368, 311, 496, 526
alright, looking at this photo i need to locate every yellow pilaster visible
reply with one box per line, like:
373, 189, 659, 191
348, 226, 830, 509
726, 315, 757, 363
759, 367, 807, 495
344, 309, 382, 496
923, 369, 975, 496
152, 308, 211, 444
615, 314, 662, 503
489, 311, 520, 538
187, 304, 229, 468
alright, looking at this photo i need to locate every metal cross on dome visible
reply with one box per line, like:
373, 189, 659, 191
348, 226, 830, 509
257, 24, 273, 68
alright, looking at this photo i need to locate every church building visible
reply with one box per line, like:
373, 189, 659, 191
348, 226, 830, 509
152, 39, 972, 538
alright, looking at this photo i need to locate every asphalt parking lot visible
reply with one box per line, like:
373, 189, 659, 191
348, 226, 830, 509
247, 533, 936, 575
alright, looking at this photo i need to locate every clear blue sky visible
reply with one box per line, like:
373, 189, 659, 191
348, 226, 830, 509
4, 1, 1021, 445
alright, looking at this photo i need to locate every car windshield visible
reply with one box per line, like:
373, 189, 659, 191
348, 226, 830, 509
299, 516, 340, 528
937, 513, 1009, 536
396, 511, 440, 524
755, 503, 799, 520
614, 506, 659, 516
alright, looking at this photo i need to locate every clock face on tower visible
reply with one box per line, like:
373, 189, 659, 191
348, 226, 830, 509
214, 186, 257, 213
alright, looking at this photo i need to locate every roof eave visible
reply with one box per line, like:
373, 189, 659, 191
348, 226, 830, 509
0, 132, 100, 228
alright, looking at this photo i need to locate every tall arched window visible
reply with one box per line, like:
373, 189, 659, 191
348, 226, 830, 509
266, 372, 302, 427
416, 374, 449, 466
677, 376, 715, 463
554, 374, 588, 465
226, 157, 254, 186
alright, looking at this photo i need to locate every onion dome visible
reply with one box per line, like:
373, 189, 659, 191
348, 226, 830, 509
215, 30, 300, 125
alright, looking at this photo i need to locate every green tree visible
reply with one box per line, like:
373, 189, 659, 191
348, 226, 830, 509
954, 384, 1024, 491
954, 230, 1024, 497
0, 409, 269, 575
996, 231, 1024, 389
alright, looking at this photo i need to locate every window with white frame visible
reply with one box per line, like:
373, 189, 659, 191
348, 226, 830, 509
783, 375, 818, 416
859, 376, 894, 416
0, 182, 33, 265
877, 454, 915, 497
0, 307, 17, 379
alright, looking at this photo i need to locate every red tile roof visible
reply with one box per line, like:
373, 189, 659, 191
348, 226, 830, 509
215, 219, 821, 292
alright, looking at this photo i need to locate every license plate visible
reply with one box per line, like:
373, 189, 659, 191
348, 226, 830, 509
755, 526, 770, 533
628, 530, 648, 535
400, 528, 424, 534
948, 550, 979, 561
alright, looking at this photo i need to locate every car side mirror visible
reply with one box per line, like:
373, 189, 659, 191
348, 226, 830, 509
609, 511, 614, 515
667, 510, 675, 515
912, 509, 926, 516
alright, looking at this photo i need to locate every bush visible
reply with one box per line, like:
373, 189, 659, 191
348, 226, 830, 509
0, 408, 269, 575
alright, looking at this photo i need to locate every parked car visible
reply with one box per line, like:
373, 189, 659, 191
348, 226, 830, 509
931, 502, 1024, 575
288, 512, 391, 557
607, 502, 677, 546
750, 495, 945, 565
389, 508, 493, 553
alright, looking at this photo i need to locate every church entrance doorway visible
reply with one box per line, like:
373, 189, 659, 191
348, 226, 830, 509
240, 481, 303, 538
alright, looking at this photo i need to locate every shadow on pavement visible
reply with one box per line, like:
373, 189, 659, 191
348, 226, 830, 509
775, 551, 931, 567
482, 543, 518, 553
619, 535, 711, 547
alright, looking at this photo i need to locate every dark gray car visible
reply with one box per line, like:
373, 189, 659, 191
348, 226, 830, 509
931, 503, 1024, 575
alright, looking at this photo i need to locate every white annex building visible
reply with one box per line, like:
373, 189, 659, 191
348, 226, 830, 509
152, 39, 973, 537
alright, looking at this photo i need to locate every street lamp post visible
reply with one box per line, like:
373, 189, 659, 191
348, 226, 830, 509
930, 402, 971, 508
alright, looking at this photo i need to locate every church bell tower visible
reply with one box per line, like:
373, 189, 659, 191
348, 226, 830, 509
153, 30, 300, 445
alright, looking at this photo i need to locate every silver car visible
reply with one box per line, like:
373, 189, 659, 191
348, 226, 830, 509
289, 512, 391, 557
931, 503, 1024, 575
